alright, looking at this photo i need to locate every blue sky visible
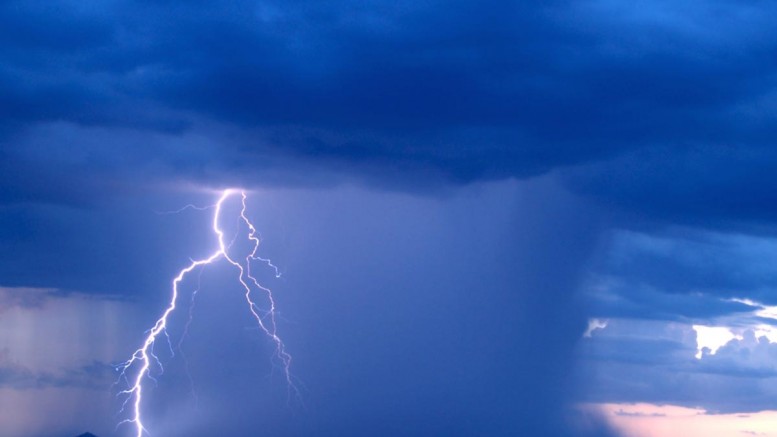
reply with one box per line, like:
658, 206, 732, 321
2, 1, 777, 436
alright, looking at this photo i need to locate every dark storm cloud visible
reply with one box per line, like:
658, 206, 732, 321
582, 229, 777, 324
3, 1, 777, 435
2, 0, 777, 220
584, 278, 758, 321
565, 145, 777, 228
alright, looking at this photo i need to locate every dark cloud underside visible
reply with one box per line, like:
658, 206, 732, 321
1, 0, 777, 227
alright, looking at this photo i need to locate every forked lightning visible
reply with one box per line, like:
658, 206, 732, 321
116, 189, 295, 436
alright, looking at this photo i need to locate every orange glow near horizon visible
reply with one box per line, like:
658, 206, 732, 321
581, 403, 777, 437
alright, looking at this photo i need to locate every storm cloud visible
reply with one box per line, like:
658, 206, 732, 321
2, 0, 777, 224
3, 1, 777, 436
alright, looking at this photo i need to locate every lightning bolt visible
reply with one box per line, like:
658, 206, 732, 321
116, 189, 295, 436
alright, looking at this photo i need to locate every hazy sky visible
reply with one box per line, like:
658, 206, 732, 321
3, 1, 777, 436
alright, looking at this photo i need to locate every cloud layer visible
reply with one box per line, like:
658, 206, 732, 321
2, 0, 777, 229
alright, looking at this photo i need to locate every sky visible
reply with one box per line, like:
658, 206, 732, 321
2, 1, 777, 436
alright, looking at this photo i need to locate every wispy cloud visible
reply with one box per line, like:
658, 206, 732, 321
0, 348, 113, 390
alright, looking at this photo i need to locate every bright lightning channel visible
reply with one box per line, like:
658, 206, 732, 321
116, 189, 295, 437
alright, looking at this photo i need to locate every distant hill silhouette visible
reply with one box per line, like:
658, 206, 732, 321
75, 433, 98, 437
